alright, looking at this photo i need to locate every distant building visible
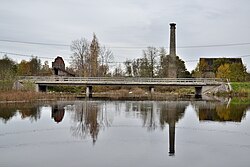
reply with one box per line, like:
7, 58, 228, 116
52, 56, 75, 76
199, 58, 243, 78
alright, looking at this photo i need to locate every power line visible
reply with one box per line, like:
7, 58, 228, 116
0, 51, 71, 61
1, 51, 250, 65
178, 43, 250, 48
0, 39, 69, 47
1, 39, 250, 49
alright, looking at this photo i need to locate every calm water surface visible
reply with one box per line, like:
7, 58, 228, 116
0, 100, 250, 167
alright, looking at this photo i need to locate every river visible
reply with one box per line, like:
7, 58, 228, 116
0, 99, 250, 167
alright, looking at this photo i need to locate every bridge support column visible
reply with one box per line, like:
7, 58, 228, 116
35, 84, 48, 92
35, 84, 39, 92
86, 86, 93, 98
149, 87, 155, 93
195, 86, 202, 98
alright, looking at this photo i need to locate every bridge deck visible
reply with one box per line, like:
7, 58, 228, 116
18, 76, 224, 86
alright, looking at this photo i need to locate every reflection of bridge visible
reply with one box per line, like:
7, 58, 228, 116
18, 76, 225, 97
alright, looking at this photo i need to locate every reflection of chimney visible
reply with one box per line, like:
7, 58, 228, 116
169, 23, 176, 56
169, 121, 175, 156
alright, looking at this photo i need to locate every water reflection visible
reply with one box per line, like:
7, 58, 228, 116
0, 99, 250, 156
159, 102, 188, 155
70, 101, 100, 144
51, 104, 65, 123
193, 101, 250, 122
125, 101, 188, 155
0, 103, 40, 123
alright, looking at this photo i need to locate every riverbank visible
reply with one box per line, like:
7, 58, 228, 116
1, 82, 249, 103
231, 82, 250, 95
0, 89, 196, 103
0, 91, 77, 103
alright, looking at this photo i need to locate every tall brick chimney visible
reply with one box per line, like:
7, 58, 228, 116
167, 23, 177, 78
169, 23, 176, 56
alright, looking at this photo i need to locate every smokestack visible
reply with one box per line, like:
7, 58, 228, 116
169, 23, 176, 56
167, 23, 177, 78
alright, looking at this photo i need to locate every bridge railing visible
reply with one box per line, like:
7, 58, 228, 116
18, 76, 224, 84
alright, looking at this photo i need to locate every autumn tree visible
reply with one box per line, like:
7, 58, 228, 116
228, 63, 247, 81
17, 60, 31, 76
191, 63, 202, 78
17, 57, 41, 76
0, 55, 17, 80
216, 63, 230, 79
29, 57, 41, 75
0, 55, 17, 90
192, 59, 210, 78
40, 61, 52, 76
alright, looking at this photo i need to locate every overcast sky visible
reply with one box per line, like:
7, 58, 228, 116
0, 0, 249, 71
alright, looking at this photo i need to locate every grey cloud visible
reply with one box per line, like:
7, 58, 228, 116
0, 0, 249, 71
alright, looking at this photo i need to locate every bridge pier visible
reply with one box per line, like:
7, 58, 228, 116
86, 86, 93, 98
35, 84, 48, 92
149, 87, 155, 93
195, 86, 202, 98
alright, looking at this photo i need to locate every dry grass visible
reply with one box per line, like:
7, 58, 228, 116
0, 91, 63, 102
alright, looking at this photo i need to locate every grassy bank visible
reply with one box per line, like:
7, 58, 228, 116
2, 83, 249, 102
230, 82, 250, 97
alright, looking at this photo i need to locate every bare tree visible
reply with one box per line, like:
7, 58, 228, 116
99, 46, 113, 76
124, 59, 132, 77
70, 34, 114, 77
70, 38, 90, 77
142, 47, 158, 77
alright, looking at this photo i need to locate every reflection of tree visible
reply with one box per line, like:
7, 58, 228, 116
99, 102, 112, 128
71, 101, 100, 144
0, 104, 17, 123
125, 102, 158, 131
0, 103, 40, 123
140, 103, 157, 131
18, 106, 40, 122
195, 101, 250, 122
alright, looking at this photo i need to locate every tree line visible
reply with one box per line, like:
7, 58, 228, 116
0, 56, 51, 90
1, 33, 249, 91
191, 58, 250, 82
69, 34, 190, 78
121, 47, 190, 78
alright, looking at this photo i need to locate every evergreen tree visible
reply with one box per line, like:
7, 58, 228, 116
90, 33, 100, 77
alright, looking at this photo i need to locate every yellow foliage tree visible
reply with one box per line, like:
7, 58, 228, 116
216, 63, 230, 79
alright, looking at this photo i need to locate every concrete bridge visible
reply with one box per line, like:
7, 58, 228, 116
17, 76, 226, 97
